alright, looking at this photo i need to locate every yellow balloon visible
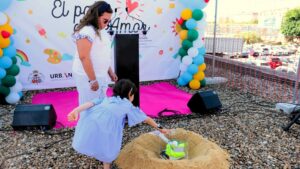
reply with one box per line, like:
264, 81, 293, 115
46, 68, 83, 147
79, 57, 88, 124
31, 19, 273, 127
0, 24, 13, 35
189, 79, 201, 90
198, 63, 206, 71
193, 71, 205, 81
0, 23, 13, 48
181, 9, 192, 20
0, 37, 10, 48
179, 30, 188, 40
0, 48, 3, 57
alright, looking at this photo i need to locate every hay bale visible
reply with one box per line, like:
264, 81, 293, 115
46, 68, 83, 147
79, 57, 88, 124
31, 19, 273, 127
116, 128, 230, 169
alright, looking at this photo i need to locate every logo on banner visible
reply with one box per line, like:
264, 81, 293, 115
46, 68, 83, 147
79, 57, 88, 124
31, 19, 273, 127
49, 72, 73, 81
28, 70, 45, 85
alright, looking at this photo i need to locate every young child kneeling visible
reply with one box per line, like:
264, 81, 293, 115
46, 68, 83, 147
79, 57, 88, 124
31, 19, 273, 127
68, 79, 169, 169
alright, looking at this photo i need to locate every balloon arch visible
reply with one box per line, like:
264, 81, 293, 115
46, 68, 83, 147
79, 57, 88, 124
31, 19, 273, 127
176, 0, 209, 90
0, 0, 23, 104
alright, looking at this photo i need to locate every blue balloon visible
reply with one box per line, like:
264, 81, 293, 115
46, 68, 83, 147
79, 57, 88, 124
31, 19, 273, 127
182, 72, 193, 82
0, 67, 6, 79
18, 91, 23, 98
187, 64, 198, 74
0, 56, 12, 69
186, 19, 197, 30
177, 77, 188, 86
0, 0, 12, 11
198, 47, 206, 55
178, 0, 209, 10
193, 55, 204, 65
3, 45, 17, 58
10, 37, 14, 45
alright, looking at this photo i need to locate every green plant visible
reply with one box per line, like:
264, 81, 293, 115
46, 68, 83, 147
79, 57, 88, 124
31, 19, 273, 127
281, 8, 300, 41
235, 31, 262, 44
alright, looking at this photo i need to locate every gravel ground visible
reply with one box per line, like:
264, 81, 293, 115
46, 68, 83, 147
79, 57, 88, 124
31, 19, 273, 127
0, 79, 300, 169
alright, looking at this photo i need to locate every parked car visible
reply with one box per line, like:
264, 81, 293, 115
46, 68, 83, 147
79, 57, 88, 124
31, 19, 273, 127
261, 48, 270, 56
238, 52, 249, 58
268, 57, 282, 69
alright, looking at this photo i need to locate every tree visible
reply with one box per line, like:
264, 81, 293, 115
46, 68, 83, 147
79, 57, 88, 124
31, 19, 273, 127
281, 8, 300, 41
235, 31, 262, 44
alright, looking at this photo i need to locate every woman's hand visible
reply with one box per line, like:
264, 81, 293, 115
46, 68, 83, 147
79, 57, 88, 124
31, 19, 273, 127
109, 72, 118, 82
67, 109, 79, 121
90, 81, 99, 91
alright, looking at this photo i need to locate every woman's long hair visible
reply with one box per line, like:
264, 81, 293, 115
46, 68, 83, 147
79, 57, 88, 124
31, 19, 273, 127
74, 1, 112, 36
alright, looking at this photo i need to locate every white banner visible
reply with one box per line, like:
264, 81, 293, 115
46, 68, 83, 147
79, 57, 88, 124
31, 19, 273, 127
5, 0, 184, 90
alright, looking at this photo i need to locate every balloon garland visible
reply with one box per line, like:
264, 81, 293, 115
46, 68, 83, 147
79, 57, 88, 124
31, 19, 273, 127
176, 0, 209, 90
0, 2, 23, 104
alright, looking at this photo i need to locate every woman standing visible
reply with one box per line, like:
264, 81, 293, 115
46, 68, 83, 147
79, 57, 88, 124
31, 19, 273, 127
72, 1, 118, 105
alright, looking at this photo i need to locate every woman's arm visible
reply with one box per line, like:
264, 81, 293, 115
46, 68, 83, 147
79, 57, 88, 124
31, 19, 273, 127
76, 39, 99, 91
108, 66, 118, 82
67, 101, 94, 121
144, 117, 169, 134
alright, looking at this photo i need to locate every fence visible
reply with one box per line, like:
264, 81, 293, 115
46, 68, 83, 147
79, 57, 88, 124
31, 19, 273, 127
204, 54, 300, 103
204, 37, 243, 54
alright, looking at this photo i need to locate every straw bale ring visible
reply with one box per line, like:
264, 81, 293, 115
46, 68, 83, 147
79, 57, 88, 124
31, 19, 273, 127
116, 128, 230, 169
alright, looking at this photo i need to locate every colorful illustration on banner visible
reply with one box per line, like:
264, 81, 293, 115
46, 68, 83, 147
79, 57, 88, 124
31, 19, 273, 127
116, 0, 144, 20
35, 24, 47, 39
28, 70, 45, 85
58, 32, 67, 38
156, 7, 163, 14
28, 9, 33, 15
44, 48, 62, 64
62, 53, 73, 61
159, 50, 164, 55
25, 38, 30, 44
169, 3, 175, 9
171, 18, 182, 36
126, 0, 139, 13
16, 49, 31, 66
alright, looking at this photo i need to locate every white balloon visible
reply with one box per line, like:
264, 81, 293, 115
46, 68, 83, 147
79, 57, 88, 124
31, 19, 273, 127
179, 63, 188, 72
187, 47, 199, 58
5, 92, 21, 104
193, 38, 204, 48
0, 12, 8, 25
10, 82, 23, 92
182, 55, 193, 65
197, 30, 205, 40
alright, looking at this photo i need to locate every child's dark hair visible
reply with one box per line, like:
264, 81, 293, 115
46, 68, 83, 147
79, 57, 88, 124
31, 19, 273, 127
113, 79, 137, 99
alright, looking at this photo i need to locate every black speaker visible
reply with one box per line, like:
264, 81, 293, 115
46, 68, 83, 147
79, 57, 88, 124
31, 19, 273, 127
187, 90, 222, 113
114, 34, 140, 106
11, 104, 57, 130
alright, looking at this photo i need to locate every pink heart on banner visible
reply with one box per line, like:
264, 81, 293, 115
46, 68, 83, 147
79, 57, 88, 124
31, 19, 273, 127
126, 0, 139, 14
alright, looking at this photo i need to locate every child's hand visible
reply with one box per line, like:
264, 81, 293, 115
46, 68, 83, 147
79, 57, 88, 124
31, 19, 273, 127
67, 110, 79, 121
159, 128, 170, 135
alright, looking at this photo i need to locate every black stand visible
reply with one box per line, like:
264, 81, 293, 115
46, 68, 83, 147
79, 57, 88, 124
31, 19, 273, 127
114, 34, 139, 106
283, 111, 300, 131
